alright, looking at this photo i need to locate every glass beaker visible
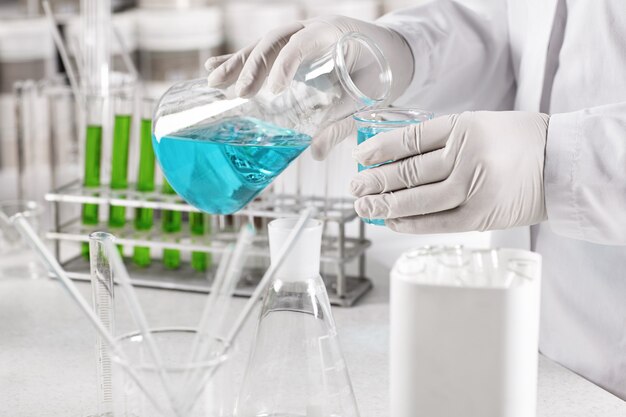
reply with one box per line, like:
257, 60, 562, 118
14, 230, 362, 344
152, 32, 392, 215
0, 200, 45, 279
353, 108, 434, 225
112, 328, 232, 417
236, 218, 360, 417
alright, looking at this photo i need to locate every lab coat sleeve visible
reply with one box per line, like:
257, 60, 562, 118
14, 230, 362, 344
377, 0, 515, 114
545, 102, 626, 245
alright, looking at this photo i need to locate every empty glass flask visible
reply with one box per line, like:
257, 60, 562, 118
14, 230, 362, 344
236, 218, 360, 417
152, 32, 392, 215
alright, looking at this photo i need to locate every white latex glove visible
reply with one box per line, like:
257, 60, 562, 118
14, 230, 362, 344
204, 16, 413, 160
351, 111, 550, 234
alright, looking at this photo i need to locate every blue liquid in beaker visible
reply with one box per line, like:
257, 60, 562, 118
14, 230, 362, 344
357, 126, 387, 226
153, 117, 310, 214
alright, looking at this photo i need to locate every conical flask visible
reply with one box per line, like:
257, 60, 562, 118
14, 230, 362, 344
236, 218, 360, 417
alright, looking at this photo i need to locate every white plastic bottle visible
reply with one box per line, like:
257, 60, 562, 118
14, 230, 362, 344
390, 246, 542, 417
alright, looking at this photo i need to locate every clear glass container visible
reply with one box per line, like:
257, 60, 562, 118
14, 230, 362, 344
353, 108, 434, 225
0, 200, 45, 279
89, 232, 116, 417
236, 218, 360, 417
66, 11, 138, 75
112, 328, 232, 417
152, 32, 392, 215
46, 83, 80, 191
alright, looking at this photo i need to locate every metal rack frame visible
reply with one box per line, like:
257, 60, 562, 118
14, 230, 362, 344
45, 181, 373, 306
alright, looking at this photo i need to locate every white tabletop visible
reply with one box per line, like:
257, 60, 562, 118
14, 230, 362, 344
1, 274, 624, 417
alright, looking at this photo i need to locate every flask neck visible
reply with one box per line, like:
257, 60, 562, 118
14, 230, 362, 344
332, 32, 392, 110
268, 218, 322, 282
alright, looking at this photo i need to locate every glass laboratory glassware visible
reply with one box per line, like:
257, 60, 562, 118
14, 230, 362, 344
0, 200, 45, 279
190, 211, 211, 272
133, 99, 157, 267
152, 32, 392, 215
89, 232, 116, 417
112, 328, 231, 417
81, 95, 105, 259
236, 218, 360, 417
353, 108, 434, 225
66, 12, 138, 75
19, 0, 130, 15
161, 179, 182, 269
108, 91, 133, 230
46, 82, 81, 193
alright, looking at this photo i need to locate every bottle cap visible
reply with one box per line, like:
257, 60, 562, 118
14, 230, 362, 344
268, 217, 322, 281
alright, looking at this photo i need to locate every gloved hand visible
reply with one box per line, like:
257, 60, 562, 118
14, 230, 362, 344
351, 111, 550, 234
205, 16, 413, 160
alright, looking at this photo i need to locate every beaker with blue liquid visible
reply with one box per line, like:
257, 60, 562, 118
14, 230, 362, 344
152, 32, 393, 214
353, 108, 434, 225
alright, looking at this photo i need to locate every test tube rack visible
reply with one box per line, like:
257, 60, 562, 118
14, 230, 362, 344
45, 181, 373, 306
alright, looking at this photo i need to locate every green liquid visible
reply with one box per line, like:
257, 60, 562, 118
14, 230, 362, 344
133, 118, 156, 267
190, 212, 211, 272
82, 125, 103, 259
162, 180, 181, 269
109, 114, 132, 229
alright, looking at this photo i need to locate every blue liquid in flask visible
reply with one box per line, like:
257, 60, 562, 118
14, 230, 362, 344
357, 126, 388, 226
153, 117, 310, 214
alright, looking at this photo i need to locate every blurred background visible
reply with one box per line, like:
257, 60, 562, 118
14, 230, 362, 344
0, 0, 492, 282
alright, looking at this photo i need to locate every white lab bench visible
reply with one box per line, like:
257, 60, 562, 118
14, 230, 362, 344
1, 269, 625, 416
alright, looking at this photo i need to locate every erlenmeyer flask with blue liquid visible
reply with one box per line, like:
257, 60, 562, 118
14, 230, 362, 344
152, 32, 392, 214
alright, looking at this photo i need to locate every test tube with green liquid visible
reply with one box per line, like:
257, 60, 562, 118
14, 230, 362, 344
190, 212, 211, 272
161, 179, 182, 269
133, 100, 156, 267
81, 97, 104, 259
108, 95, 133, 231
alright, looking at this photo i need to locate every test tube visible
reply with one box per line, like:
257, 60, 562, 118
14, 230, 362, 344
89, 231, 116, 416
108, 92, 133, 231
161, 179, 181, 269
190, 211, 211, 272
81, 96, 105, 259
132, 99, 155, 267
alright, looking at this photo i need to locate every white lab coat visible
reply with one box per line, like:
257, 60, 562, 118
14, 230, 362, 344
378, 0, 626, 400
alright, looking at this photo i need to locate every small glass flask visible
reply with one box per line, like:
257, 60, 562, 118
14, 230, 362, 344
236, 218, 360, 417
